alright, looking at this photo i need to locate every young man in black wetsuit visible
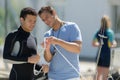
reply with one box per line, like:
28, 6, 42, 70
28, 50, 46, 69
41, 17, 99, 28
3, 7, 40, 80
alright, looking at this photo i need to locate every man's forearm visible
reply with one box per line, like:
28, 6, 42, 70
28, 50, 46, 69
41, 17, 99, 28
44, 50, 53, 62
56, 38, 82, 53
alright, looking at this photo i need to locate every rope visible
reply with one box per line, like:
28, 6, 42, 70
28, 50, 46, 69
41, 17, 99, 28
34, 65, 43, 76
53, 44, 86, 80
33, 45, 45, 76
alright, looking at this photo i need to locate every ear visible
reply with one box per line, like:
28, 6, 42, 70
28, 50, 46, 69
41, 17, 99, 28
20, 17, 24, 23
52, 10, 56, 16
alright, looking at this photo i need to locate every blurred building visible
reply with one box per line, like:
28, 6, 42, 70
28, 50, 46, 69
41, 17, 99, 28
0, 0, 120, 61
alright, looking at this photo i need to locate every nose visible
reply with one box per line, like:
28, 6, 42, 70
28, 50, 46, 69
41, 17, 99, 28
44, 20, 49, 25
32, 22, 35, 26
31, 22, 35, 27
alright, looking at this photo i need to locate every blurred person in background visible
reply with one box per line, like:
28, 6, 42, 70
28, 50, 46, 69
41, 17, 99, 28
92, 15, 117, 80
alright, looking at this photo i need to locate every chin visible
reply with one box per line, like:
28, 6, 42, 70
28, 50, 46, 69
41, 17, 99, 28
48, 24, 52, 27
30, 28, 34, 30
29, 29, 33, 32
27, 29, 32, 32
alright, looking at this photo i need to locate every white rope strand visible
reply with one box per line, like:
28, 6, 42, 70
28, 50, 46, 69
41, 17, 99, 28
53, 44, 86, 80
33, 46, 45, 76
34, 65, 43, 76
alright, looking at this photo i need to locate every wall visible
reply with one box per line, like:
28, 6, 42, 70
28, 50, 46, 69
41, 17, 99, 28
64, 0, 113, 60
30, 0, 114, 60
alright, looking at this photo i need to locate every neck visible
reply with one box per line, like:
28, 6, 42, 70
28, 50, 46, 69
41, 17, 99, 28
53, 19, 63, 31
21, 26, 30, 32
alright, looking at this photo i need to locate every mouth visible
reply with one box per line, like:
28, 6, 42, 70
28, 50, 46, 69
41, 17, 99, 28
30, 26, 34, 29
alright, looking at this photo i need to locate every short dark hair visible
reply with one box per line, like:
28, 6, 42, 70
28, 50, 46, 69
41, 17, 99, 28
20, 7, 37, 19
38, 6, 54, 16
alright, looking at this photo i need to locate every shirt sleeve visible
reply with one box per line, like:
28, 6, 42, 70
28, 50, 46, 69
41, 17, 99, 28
93, 31, 98, 42
69, 23, 82, 42
107, 29, 114, 42
3, 33, 28, 64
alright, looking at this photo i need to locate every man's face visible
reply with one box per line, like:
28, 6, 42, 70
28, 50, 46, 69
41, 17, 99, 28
40, 12, 56, 28
20, 14, 37, 32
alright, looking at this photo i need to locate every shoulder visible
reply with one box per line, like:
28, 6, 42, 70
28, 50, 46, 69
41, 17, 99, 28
107, 28, 113, 33
65, 22, 78, 26
106, 28, 114, 37
30, 33, 35, 38
44, 29, 52, 37
106, 28, 114, 34
64, 22, 79, 29
5, 29, 18, 39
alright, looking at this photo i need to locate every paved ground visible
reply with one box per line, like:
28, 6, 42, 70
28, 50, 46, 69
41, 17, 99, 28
1, 48, 120, 80
0, 55, 96, 80
1, 57, 120, 80
0, 45, 97, 80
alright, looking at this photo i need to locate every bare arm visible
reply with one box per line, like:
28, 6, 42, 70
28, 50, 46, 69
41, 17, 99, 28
110, 40, 117, 48
44, 36, 82, 62
43, 39, 53, 62
44, 49, 53, 62
46, 36, 82, 54
28, 54, 40, 64
92, 40, 100, 47
56, 38, 82, 53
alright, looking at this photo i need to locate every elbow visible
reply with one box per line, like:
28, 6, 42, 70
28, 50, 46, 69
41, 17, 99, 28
3, 53, 11, 60
77, 48, 81, 54
3, 50, 9, 59
3, 53, 7, 59
75, 41, 82, 53
3, 55, 9, 63
92, 42, 99, 47
45, 58, 51, 63
76, 45, 82, 54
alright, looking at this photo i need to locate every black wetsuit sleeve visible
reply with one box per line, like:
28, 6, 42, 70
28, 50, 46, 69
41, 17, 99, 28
3, 33, 28, 64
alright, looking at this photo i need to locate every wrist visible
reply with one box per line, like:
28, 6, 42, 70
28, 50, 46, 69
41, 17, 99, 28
55, 38, 60, 45
28, 57, 31, 63
45, 49, 50, 53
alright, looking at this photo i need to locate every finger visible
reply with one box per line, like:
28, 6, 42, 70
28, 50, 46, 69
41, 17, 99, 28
40, 42, 44, 47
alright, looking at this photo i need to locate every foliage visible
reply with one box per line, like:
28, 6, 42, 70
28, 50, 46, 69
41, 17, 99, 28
0, 7, 5, 39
